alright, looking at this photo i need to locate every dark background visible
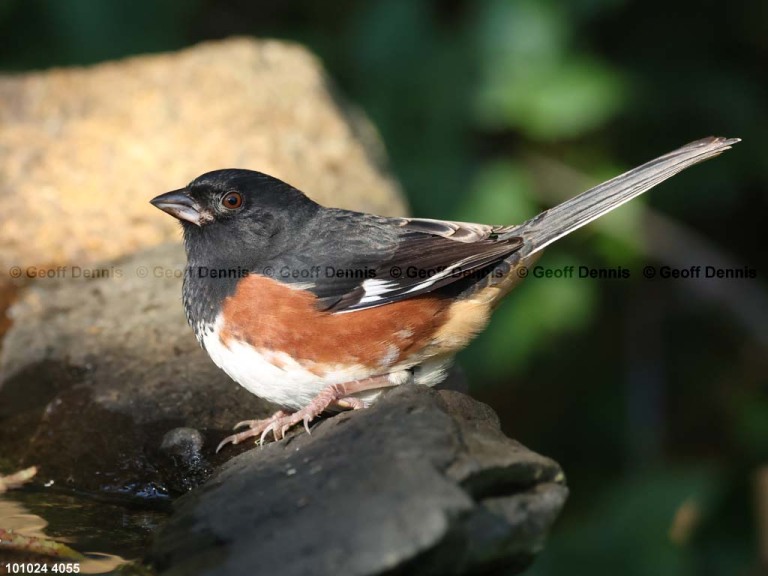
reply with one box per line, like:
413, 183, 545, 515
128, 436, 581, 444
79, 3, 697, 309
2, 1, 766, 574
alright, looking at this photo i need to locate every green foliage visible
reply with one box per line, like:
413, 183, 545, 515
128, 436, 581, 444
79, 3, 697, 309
475, 0, 626, 139
456, 159, 538, 225
0, 0, 198, 69
529, 467, 724, 576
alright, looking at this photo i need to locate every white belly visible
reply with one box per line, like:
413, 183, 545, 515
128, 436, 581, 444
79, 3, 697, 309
200, 317, 454, 410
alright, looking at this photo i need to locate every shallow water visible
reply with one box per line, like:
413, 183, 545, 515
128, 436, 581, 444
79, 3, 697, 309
0, 488, 169, 574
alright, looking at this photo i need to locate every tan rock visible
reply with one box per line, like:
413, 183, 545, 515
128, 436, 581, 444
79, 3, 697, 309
0, 37, 406, 281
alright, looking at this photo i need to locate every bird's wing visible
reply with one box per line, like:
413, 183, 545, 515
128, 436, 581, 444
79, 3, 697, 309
300, 216, 522, 313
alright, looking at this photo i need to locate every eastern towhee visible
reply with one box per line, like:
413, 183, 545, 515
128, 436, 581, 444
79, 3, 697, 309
150, 137, 738, 451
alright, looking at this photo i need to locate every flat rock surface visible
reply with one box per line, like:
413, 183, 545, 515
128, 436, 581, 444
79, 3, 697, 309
150, 387, 568, 576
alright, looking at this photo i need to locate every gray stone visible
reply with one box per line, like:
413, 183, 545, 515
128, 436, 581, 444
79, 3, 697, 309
150, 387, 567, 576
0, 243, 272, 495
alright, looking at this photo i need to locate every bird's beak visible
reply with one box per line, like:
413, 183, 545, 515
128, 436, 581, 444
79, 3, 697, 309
150, 189, 203, 226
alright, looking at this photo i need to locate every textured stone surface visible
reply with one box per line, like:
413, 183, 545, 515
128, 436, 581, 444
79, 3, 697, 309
0, 243, 268, 495
0, 37, 405, 290
150, 387, 567, 576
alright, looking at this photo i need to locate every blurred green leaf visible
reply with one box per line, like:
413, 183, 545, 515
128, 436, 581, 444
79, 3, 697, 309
590, 198, 646, 263
474, 0, 625, 138
529, 467, 723, 576
0, 0, 198, 68
455, 159, 537, 224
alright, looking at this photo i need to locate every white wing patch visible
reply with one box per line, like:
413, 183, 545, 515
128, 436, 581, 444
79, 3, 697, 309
399, 254, 480, 296
358, 278, 400, 305
352, 251, 498, 310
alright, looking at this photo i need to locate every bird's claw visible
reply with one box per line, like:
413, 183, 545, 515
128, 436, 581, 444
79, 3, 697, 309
216, 388, 371, 453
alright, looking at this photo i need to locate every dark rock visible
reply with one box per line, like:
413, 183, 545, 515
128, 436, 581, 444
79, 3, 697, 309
150, 387, 567, 576
0, 243, 274, 496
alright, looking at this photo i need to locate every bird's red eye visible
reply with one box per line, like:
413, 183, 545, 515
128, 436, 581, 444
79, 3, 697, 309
221, 192, 243, 210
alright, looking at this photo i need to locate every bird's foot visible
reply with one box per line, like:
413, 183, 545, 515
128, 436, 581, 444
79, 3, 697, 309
216, 410, 290, 453
257, 386, 365, 445
216, 373, 404, 452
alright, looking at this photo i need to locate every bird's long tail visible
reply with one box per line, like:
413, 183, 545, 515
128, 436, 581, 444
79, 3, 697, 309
511, 136, 740, 254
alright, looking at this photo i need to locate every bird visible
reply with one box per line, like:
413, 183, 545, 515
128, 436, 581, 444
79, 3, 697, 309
150, 136, 738, 452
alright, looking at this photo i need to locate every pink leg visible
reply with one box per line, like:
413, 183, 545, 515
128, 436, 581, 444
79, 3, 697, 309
216, 373, 404, 452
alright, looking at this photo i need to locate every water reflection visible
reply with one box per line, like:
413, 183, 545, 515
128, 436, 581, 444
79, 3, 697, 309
0, 490, 167, 574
